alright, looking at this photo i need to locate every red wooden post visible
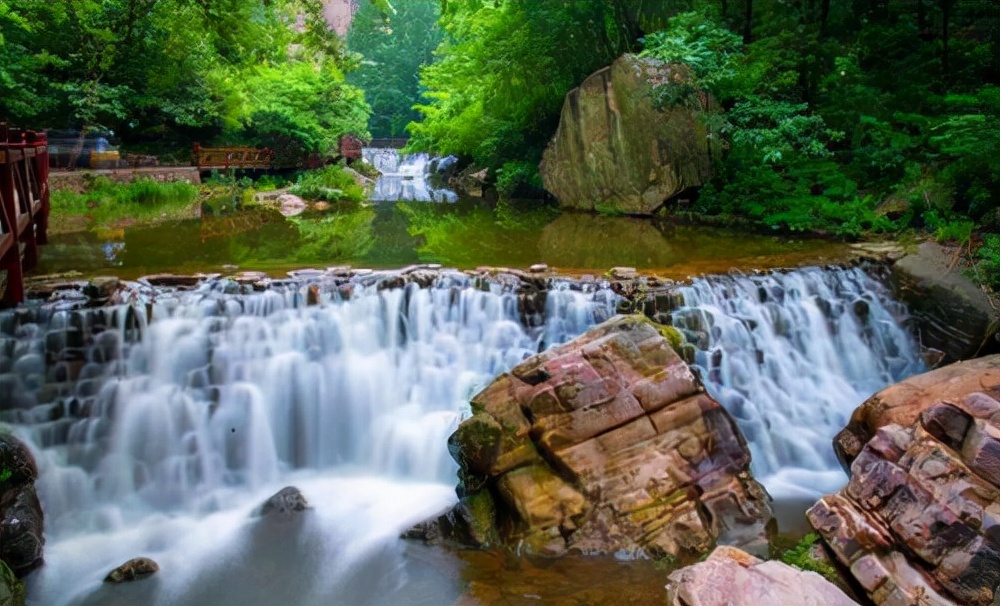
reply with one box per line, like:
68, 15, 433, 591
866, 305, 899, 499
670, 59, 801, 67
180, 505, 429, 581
0, 154, 25, 306
30, 131, 49, 245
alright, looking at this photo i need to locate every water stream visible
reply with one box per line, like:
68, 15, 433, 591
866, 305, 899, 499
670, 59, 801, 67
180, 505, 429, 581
1, 266, 924, 604
363, 149, 458, 203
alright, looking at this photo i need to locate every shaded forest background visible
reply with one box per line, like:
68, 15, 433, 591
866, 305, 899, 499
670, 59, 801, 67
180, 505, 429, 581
1, 0, 998, 271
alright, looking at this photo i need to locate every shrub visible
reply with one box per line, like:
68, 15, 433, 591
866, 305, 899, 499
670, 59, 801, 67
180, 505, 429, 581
290, 165, 366, 204
975, 234, 1000, 292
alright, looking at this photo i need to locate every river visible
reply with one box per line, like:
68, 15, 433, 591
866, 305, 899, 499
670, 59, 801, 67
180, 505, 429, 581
2, 153, 925, 604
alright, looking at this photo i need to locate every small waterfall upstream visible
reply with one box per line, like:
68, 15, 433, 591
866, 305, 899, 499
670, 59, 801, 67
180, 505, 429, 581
362, 148, 458, 203
0, 266, 924, 604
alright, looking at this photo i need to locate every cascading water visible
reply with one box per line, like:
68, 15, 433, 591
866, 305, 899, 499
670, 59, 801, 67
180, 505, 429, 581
1, 265, 926, 603
670, 266, 926, 498
2, 274, 615, 605
362, 148, 458, 203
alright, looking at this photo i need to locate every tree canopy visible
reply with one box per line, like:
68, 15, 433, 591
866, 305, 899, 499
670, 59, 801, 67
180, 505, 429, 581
0, 0, 370, 157
406, 0, 998, 237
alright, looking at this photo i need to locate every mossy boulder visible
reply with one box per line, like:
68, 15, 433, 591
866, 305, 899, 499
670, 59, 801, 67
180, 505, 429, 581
409, 315, 773, 559
0, 432, 43, 577
540, 54, 718, 215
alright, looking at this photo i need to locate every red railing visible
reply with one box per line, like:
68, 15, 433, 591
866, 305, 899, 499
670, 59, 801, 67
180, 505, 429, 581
192, 144, 274, 170
0, 122, 49, 306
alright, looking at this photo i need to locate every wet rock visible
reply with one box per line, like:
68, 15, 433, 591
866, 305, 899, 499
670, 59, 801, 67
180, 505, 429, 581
833, 354, 1000, 469
891, 241, 999, 361
809, 395, 1000, 606
140, 274, 203, 289
412, 315, 773, 559
529, 264, 549, 274
253, 486, 310, 517
665, 546, 858, 606
0, 432, 43, 577
541, 55, 717, 215
104, 557, 159, 583
609, 267, 638, 280
276, 194, 307, 217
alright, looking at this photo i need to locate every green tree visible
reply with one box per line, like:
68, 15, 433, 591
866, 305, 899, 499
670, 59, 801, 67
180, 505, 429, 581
346, 0, 442, 138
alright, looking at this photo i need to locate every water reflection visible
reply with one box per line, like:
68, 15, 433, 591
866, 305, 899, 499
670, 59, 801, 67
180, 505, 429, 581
31, 198, 852, 279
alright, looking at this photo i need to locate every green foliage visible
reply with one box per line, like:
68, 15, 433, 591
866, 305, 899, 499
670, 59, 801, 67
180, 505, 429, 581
290, 166, 366, 204
639, 11, 743, 94
346, 0, 442, 138
923, 210, 975, 244
975, 235, 1000, 292
779, 533, 840, 583
0, 0, 369, 157
0, 467, 10, 483
51, 178, 199, 225
408, 0, 644, 170
0, 558, 26, 606
929, 86, 1000, 220
495, 161, 543, 199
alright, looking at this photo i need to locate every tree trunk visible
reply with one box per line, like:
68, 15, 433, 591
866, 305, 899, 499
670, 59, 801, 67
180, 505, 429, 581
820, 0, 831, 36
940, 0, 954, 85
743, 0, 753, 43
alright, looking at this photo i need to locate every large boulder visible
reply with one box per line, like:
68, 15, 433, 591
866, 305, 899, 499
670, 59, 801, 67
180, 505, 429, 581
809, 393, 1000, 605
665, 546, 859, 606
891, 241, 999, 362
0, 431, 44, 577
833, 354, 1000, 468
411, 315, 773, 559
540, 55, 717, 216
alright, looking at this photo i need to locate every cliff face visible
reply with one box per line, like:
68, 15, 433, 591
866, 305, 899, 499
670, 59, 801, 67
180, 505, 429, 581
540, 55, 718, 216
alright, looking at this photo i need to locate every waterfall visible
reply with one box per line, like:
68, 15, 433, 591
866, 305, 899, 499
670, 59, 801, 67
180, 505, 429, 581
3, 277, 614, 533
671, 266, 925, 498
361, 148, 458, 203
0, 266, 924, 603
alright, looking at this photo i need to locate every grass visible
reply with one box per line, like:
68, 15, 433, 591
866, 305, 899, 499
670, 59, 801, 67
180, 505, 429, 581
50, 177, 199, 229
777, 533, 840, 583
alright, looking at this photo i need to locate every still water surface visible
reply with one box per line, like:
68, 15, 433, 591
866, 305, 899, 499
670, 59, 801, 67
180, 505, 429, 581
32, 198, 852, 280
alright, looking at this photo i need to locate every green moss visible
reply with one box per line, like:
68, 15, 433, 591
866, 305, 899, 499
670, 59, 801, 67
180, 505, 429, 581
636, 314, 686, 354
0, 559, 25, 606
778, 533, 840, 583
464, 490, 501, 547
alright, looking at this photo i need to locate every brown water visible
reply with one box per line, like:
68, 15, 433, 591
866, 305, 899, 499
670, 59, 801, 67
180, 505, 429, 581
30, 199, 853, 280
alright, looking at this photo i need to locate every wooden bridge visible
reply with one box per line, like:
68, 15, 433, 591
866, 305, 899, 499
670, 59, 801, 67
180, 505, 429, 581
0, 124, 49, 306
192, 144, 275, 170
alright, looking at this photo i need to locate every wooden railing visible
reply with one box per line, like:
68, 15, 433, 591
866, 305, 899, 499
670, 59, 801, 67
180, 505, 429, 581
192, 144, 274, 170
0, 123, 49, 306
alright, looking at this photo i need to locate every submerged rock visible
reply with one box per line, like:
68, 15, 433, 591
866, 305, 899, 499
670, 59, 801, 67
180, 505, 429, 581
411, 315, 773, 559
540, 55, 717, 215
665, 546, 858, 606
104, 557, 159, 583
0, 432, 44, 577
810, 380, 1000, 605
254, 486, 310, 517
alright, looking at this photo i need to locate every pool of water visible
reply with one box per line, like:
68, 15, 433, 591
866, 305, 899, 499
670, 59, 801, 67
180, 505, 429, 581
30, 198, 853, 280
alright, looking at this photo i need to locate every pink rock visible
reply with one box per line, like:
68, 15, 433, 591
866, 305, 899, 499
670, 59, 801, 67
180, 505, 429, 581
665, 546, 859, 606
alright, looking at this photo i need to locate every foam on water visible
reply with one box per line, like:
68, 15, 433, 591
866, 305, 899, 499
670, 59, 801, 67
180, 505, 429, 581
0, 266, 926, 603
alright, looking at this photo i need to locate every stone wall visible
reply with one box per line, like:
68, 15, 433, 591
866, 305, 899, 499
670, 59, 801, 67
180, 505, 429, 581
48, 168, 202, 193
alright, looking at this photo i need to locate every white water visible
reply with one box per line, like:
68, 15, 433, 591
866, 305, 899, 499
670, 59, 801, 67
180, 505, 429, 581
6, 277, 614, 605
672, 266, 925, 499
362, 148, 458, 203
1, 266, 925, 603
